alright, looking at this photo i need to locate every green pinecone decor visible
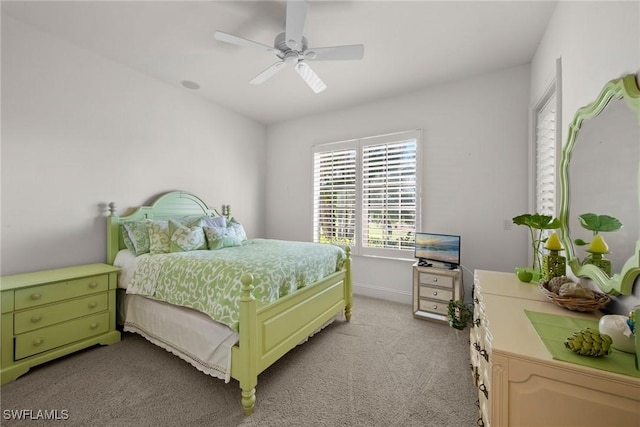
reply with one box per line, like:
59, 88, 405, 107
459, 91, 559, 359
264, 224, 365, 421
564, 328, 612, 357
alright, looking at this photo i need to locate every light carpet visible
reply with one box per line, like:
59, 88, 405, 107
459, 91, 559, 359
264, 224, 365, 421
0, 295, 478, 426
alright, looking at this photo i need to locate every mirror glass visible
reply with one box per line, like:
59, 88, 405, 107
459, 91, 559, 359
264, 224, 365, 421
568, 97, 639, 274
559, 74, 640, 295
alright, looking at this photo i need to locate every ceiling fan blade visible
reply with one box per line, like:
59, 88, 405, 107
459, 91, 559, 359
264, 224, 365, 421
304, 44, 365, 61
285, 1, 308, 50
214, 31, 276, 53
249, 62, 287, 85
295, 62, 326, 94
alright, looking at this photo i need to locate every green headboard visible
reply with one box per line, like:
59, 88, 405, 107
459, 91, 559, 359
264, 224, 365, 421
106, 191, 224, 264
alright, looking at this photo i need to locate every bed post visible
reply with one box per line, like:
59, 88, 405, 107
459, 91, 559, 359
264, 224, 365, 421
106, 202, 120, 265
344, 246, 353, 322
237, 274, 257, 416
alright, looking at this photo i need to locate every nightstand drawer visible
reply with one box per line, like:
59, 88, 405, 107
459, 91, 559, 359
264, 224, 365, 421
14, 275, 108, 310
418, 285, 453, 301
417, 299, 448, 316
14, 293, 109, 334
419, 273, 453, 288
15, 312, 110, 360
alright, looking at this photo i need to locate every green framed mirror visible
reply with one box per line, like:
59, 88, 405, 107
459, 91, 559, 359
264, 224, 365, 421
559, 74, 640, 295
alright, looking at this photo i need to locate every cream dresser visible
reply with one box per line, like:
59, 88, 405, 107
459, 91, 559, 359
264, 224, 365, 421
470, 270, 640, 427
1, 263, 120, 385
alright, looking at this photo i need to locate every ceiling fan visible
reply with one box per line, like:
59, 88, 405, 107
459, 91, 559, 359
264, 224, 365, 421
214, 1, 364, 94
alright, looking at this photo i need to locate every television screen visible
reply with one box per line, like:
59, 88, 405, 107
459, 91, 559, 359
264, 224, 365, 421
414, 232, 461, 266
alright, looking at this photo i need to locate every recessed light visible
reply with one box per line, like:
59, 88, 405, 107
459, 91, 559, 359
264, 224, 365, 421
181, 80, 200, 90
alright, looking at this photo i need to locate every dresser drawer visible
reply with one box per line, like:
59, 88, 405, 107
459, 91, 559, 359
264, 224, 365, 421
418, 285, 453, 301
14, 293, 109, 334
419, 272, 453, 288
14, 312, 110, 360
14, 275, 108, 310
417, 298, 448, 315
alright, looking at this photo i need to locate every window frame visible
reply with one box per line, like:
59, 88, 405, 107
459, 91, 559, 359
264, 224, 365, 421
312, 129, 422, 260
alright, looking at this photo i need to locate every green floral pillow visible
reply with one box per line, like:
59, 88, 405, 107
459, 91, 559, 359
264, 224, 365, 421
148, 220, 170, 254
203, 224, 244, 250
122, 221, 151, 256
169, 219, 207, 252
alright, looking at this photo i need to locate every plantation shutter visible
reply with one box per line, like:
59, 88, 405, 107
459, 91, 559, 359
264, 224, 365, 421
313, 130, 420, 259
535, 93, 557, 218
313, 146, 357, 246
361, 132, 418, 256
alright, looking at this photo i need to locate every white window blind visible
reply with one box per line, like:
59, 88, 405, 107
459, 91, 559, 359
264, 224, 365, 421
361, 139, 417, 252
313, 130, 421, 258
535, 92, 557, 218
313, 147, 357, 246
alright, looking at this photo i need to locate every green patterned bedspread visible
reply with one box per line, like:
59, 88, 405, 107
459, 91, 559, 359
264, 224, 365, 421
126, 239, 346, 331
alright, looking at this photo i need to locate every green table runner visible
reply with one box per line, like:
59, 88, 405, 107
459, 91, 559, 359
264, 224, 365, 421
524, 310, 639, 378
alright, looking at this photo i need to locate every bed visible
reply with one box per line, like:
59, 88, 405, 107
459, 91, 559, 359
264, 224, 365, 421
106, 191, 352, 415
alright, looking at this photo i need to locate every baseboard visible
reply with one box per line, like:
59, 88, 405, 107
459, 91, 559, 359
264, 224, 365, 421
352, 282, 412, 305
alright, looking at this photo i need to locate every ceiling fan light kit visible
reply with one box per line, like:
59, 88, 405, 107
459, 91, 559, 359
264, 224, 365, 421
214, 0, 364, 94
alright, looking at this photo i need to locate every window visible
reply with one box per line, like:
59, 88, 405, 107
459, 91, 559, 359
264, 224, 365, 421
313, 130, 421, 258
535, 91, 557, 218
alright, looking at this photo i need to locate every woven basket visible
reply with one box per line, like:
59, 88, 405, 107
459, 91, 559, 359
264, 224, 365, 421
539, 281, 611, 312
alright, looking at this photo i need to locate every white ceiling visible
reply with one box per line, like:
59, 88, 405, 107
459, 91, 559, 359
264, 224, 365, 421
2, 1, 557, 124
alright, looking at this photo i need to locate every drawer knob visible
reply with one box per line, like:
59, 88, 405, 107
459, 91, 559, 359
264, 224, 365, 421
88, 282, 98, 289
30, 293, 41, 300
31, 314, 42, 323
474, 318, 481, 327
88, 302, 98, 309
432, 304, 438, 309
479, 383, 489, 399
90, 322, 99, 329
432, 277, 438, 282
432, 291, 438, 296
32, 338, 43, 346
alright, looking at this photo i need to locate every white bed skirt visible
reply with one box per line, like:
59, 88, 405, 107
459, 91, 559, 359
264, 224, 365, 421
119, 292, 238, 383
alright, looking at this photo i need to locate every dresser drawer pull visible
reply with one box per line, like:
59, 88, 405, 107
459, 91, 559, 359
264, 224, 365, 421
479, 349, 489, 362
479, 383, 489, 399
89, 322, 99, 330
474, 318, 481, 327
88, 282, 99, 289
473, 342, 481, 351
30, 293, 42, 301
88, 301, 98, 309
432, 304, 438, 310
474, 297, 479, 304
477, 416, 485, 426
432, 291, 438, 296
32, 338, 44, 346
432, 277, 438, 283
30, 314, 42, 323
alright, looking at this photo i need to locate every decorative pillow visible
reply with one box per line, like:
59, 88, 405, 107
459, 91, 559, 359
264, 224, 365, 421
122, 221, 151, 256
148, 220, 171, 254
228, 218, 248, 242
169, 219, 206, 252
201, 215, 227, 229
204, 224, 244, 250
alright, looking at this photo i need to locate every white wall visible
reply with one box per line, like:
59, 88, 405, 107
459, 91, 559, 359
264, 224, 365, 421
1, 17, 266, 275
531, 1, 640, 138
265, 65, 532, 303
530, 1, 640, 314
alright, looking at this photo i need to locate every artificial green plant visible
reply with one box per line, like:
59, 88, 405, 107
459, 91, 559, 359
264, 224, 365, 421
512, 213, 561, 274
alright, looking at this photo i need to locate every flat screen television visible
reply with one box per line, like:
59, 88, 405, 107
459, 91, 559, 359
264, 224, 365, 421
415, 232, 461, 268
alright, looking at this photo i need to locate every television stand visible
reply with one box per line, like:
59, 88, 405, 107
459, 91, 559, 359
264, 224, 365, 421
412, 262, 463, 323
